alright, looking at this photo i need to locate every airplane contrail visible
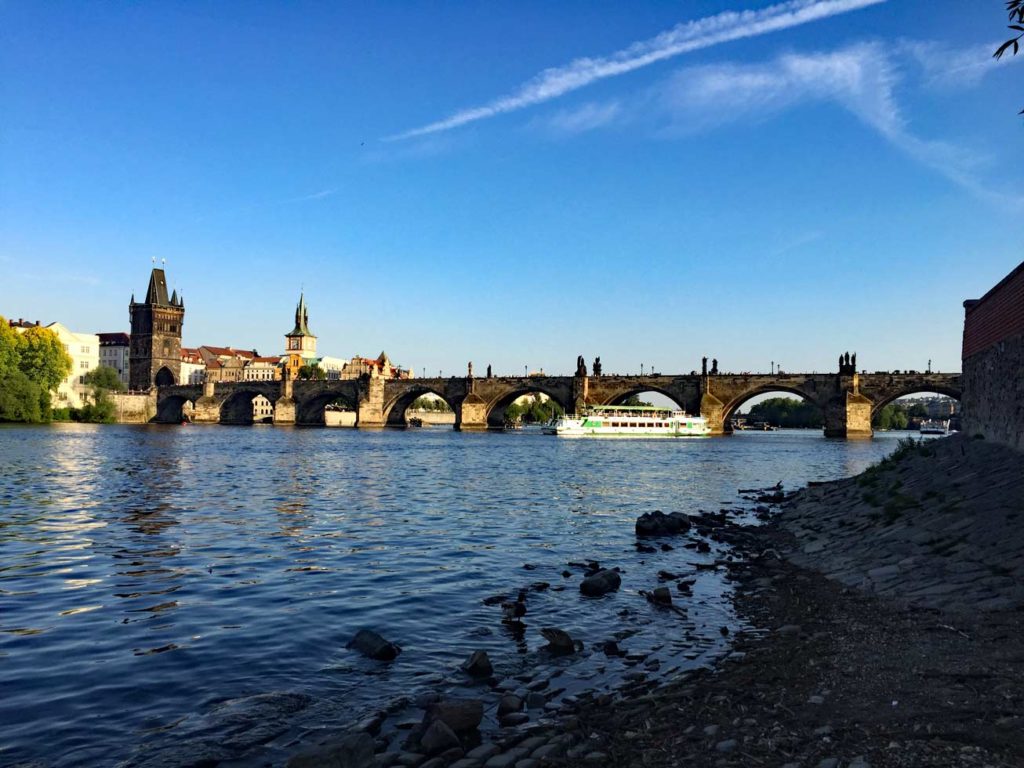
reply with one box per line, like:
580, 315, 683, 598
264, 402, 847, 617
385, 0, 885, 141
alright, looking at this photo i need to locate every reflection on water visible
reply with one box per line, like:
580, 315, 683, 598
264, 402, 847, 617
0, 423, 911, 766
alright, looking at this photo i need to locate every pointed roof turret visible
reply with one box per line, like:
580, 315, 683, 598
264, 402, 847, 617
170, 289, 178, 305
287, 292, 314, 337
145, 268, 170, 306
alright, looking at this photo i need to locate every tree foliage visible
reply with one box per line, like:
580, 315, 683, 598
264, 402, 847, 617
505, 393, 563, 424
0, 370, 44, 423
84, 366, 125, 392
297, 363, 326, 381
745, 397, 822, 428
995, 0, 1024, 113
874, 403, 910, 431
71, 365, 125, 423
411, 395, 452, 412
621, 394, 654, 407
0, 317, 72, 422
16, 326, 72, 392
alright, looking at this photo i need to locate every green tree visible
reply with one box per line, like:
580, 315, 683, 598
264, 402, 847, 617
0, 369, 44, 422
874, 403, 910, 430
16, 325, 72, 393
505, 393, 563, 424
907, 402, 928, 419
0, 319, 19, 375
0, 318, 71, 422
84, 366, 125, 393
621, 394, 654, 407
297, 363, 326, 381
746, 397, 822, 428
73, 365, 125, 423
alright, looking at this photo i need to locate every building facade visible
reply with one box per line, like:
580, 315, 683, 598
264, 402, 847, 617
42, 323, 99, 409
180, 347, 205, 385
97, 332, 131, 386
129, 268, 184, 390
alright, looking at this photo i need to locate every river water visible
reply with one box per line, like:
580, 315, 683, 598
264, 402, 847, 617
0, 425, 910, 766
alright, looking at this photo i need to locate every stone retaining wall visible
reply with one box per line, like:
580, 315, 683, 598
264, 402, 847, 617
962, 260, 1024, 450
111, 392, 157, 423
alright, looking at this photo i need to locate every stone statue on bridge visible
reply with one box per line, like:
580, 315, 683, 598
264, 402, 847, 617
576, 355, 587, 377
593, 357, 602, 377
486, 364, 492, 379
711, 358, 718, 375
702, 357, 708, 376
468, 361, 473, 378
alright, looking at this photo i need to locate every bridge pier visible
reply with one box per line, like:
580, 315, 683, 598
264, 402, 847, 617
823, 392, 873, 438
274, 375, 296, 425
823, 375, 873, 438
193, 380, 221, 424
457, 393, 488, 430
699, 390, 727, 435
357, 372, 386, 428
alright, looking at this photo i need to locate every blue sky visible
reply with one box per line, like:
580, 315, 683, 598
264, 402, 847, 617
2, 0, 1021, 378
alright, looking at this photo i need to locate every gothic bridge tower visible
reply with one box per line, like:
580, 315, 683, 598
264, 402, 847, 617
129, 268, 184, 390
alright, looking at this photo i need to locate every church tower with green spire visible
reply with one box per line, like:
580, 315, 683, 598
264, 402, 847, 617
283, 293, 317, 378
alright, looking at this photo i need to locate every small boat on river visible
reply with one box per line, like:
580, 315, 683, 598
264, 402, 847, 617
543, 405, 711, 438
919, 419, 950, 435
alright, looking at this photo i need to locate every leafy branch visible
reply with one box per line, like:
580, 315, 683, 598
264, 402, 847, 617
994, 1, 1024, 114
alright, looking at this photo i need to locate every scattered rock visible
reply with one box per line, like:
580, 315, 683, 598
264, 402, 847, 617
286, 733, 376, 768
496, 694, 522, 717
347, 629, 401, 661
499, 712, 530, 726
540, 627, 579, 655
461, 650, 493, 678
423, 698, 483, 734
525, 692, 546, 709
579, 569, 621, 596
715, 739, 737, 753
650, 587, 672, 605
420, 720, 461, 756
636, 510, 691, 536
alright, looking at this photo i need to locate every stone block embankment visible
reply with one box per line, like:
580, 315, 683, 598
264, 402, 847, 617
779, 434, 1024, 615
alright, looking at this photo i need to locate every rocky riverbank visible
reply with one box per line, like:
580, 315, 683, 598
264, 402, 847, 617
560, 433, 1024, 768
278, 434, 1024, 768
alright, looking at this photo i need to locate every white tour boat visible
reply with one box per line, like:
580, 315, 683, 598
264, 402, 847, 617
543, 405, 712, 438
919, 419, 950, 435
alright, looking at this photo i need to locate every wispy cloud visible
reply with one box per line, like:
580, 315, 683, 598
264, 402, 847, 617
902, 40, 1017, 89
286, 188, 339, 203
386, 0, 885, 141
642, 43, 1022, 207
540, 101, 622, 135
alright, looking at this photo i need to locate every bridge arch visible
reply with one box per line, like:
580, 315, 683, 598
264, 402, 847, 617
383, 385, 456, 428
155, 366, 176, 387
600, 386, 688, 411
156, 394, 194, 423
295, 387, 359, 426
220, 389, 278, 425
869, 385, 962, 418
485, 385, 572, 429
722, 386, 825, 431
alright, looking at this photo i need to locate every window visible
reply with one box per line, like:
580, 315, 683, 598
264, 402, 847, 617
80, 361, 89, 369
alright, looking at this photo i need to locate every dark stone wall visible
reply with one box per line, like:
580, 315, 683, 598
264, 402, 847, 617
962, 331, 1024, 450
962, 261, 1024, 451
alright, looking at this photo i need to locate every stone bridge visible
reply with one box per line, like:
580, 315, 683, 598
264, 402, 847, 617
155, 362, 961, 438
